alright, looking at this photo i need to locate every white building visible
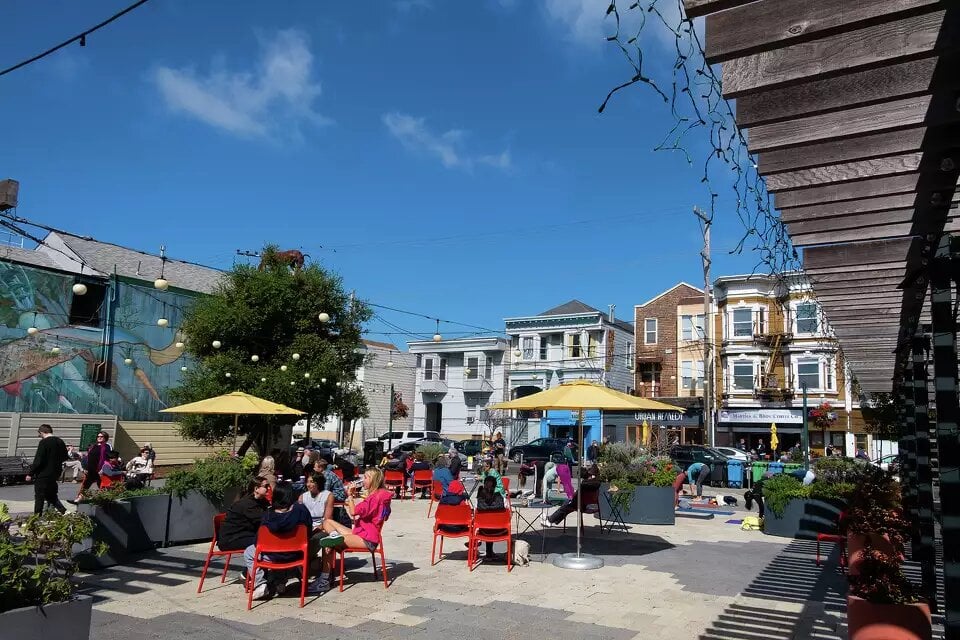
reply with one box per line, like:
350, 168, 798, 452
407, 337, 510, 438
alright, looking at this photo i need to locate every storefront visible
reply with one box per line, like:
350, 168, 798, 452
601, 407, 703, 447
717, 407, 804, 453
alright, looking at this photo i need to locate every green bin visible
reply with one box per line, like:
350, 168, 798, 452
752, 461, 770, 483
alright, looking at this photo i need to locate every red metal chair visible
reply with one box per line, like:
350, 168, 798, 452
501, 477, 512, 509
816, 511, 847, 570
246, 524, 310, 609
427, 480, 444, 517
336, 519, 390, 591
412, 470, 433, 499
469, 509, 512, 572
384, 469, 406, 499
197, 513, 241, 593
99, 473, 118, 489
333, 468, 344, 480
431, 503, 474, 566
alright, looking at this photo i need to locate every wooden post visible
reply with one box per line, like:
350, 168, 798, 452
912, 333, 938, 612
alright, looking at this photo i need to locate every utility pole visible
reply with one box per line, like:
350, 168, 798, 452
694, 206, 714, 447
387, 383, 395, 453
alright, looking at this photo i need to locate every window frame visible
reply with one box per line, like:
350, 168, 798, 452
644, 318, 657, 345
484, 356, 493, 380
731, 361, 755, 391
424, 357, 434, 381
522, 336, 535, 360
539, 336, 549, 360
794, 301, 820, 335
439, 358, 447, 381
731, 308, 753, 338
796, 358, 820, 391
465, 356, 479, 380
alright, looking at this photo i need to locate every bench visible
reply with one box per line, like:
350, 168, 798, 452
0, 456, 29, 485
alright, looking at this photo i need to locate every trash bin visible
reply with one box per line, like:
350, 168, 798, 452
709, 462, 727, 487
752, 461, 769, 483
783, 463, 803, 476
768, 461, 785, 475
726, 459, 744, 488
362, 441, 383, 468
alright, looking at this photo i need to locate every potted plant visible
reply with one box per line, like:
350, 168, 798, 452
164, 451, 255, 545
760, 461, 854, 539
597, 443, 677, 525
0, 509, 107, 640
845, 464, 908, 576
74, 485, 169, 569
847, 547, 931, 640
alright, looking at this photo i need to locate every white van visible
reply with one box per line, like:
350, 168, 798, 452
369, 431, 441, 447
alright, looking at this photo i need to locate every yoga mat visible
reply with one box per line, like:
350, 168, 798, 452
676, 511, 714, 520
678, 507, 736, 516
725, 519, 744, 525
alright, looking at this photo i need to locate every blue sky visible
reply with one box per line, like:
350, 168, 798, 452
3, 0, 764, 345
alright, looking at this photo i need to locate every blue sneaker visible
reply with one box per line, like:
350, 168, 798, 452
307, 575, 330, 594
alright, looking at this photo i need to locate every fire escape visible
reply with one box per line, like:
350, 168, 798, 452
753, 303, 794, 400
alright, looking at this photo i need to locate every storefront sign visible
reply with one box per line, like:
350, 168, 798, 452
634, 410, 685, 423
718, 408, 803, 424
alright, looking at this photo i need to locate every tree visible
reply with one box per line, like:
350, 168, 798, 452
862, 392, 900, 440
170, 246, 371, 455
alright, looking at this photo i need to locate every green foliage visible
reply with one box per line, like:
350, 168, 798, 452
415, 443, 445, 463
861, 392, 900, 440
0, 510, 106, 613
171, 248, 371, 451
846, 464, 908, 552
814, 456, 865, 484
808, 481, 855, 502
79, 486, 164, 506
598, 442, 678, 512
164, 451, 257, 504
850, 547, 921, 604
761, 474, 810, 517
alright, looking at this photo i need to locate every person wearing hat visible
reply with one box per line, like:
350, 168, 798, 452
294, 447, 305, 469
142, 442, 156, 463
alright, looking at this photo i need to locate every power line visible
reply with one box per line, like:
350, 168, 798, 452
0, 0, 152, 78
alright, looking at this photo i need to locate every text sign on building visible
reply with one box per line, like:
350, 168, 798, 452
634, 410, 684, 423
79, 423, 102, 448
718, 409, 803, 424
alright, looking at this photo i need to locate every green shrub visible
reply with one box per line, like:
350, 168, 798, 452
761, 474, 810, 517
164, 450, 257, 504
808, 481, 855, 502
0, 510, 106, 613
599, 444, 678, 511
80, 485, 165, 506
814, 457, 866, 484
415, 443, 445, 463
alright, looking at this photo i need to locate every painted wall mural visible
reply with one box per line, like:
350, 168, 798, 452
0, 260, 199, 420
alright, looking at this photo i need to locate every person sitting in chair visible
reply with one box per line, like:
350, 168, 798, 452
473, 475, 506, 560
219, 476, 270, 553
244, 482, 313, 600
541, 464, 600, 528
99, 451, 125, 487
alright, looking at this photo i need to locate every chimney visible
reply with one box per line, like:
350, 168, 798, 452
608, 304, 616, 323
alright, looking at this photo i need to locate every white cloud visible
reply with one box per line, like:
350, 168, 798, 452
543, 0, 697, 51
152, 29, 331, 140
382, 112, 512, 172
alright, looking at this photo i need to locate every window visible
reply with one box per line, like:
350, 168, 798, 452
625, 341, 634, 368
588, 332, 599, 358
424, 358, 433, 380
732, 362, 755, 390
69, 282, 107, 327
681, 314, 705, 340
797, 358, 820, 390
484, 357, 493, 380
570, 333, 582, 357
439, 358, 447, 380
466, 356, 479, 380
732, 308, 753, 337
522, 336, 534, 360
796, 302, 819, 334
681, 360, 705, 389
644, 318, 657, 344
825, 358, 835, 390
539, 336, 548, 360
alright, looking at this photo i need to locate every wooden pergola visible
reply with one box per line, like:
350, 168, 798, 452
683, 0, 959, 635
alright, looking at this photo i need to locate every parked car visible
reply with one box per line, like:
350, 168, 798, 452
508, 437, 573, 463
391, 438, 467, 464
669, 444, 730, 471
367, 430, 441, 448
290, 438, 339, 454
457, 438, 486, 457
713, 446, 751, 461
873, 453, 901, 474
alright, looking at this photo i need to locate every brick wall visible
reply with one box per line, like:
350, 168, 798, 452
634, 284, 702, 397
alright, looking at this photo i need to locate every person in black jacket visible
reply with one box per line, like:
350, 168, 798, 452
25, 424, 68, 514
243, 482, 314, 600
218, 476, 270, 552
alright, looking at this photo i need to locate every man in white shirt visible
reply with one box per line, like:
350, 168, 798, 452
63, 444, 83, 482
125, 447, 154, 485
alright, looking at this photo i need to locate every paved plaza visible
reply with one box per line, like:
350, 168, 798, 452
3, 482, 856, 640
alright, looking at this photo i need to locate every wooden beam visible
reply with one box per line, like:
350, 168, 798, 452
776, 173, 920, 209
682, 0, 754, 19
805, 261, 907, 275
790, 223, 925, 246
804, 238, 913, 270
765, 153, 922, 191
780, 193, 942, 222
721, 10, 946, 97
735, 58, 940, 128
808, 268, 906, 283
760, 127, 927, 175
788, 209, 959, 238
814, 279, 907, 294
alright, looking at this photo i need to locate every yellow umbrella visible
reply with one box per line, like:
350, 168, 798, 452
770, 423, 779, 453
490, 380, 683, 570
161, 391, 305, 452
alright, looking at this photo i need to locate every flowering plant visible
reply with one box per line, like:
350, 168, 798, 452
809, 402, 837, 430
849, 548, 921, 604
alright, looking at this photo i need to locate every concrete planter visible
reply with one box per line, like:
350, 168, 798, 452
599, 484, 675, 526
762, 498, 844, 540
74, 501, 138, 569
166, 491, 221, 545
128, 493, 171, 546
0, 595, 93, 640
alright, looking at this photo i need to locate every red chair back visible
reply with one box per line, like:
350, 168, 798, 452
100, 474, 115, 489
434, 503, 473, 529
213, 512, 226, 540
432, 480, 444, 498
384, 470, 404, 486
333, 468, 344, 480
412, 469, 432, 487
473, 509, 511, 530
501, 477, 511, 494
255, 524, 308, 554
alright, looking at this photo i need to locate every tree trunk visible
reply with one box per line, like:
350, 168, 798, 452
237, 433, 256, 457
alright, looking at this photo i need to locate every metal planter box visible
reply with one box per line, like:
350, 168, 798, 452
165, 490, 221, 546
762, 498, 844, 539
74, 501, 139, 569
599, 484, 676, 526
128, 493, 171, 546
1, 595, 93, 640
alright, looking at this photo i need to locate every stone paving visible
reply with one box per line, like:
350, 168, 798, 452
0, 477, 864, 640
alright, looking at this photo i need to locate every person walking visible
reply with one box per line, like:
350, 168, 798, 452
25, 424, 68, 514
72, 430, 111, 503
587, 440, 600, 463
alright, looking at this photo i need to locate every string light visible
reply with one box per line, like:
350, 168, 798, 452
157, 318, 169, 327
175, 341, 185, 349
51, 346, 60, 355
318, 312, 330, 323
304, 372, 310, 378
154, 278, 169, 291
292, 353, 300, 361
432, 319, 442, 343
182, 366, 188, 372
261, 377, 267, 382
212, 340, 222, 349
225, 372, 231, 378
72, 283, 87, 295
124, 358, 133, 365
27, 327, 38, 335
280, 365, 288, 372
251, 355, 260, 362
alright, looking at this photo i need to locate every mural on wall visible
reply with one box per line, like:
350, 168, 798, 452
0, 260, 199, 420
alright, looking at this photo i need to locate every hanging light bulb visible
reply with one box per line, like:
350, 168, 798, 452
154, 278, 169, 291
175, 341, 185, 349
27, 327, 39, 335
280, 365, 288, 372
251, 355, 260, 362
432, 318, 442, 342
72, 283, 87, 295
124, 358, 133, 366
290, 381, 296, 386
336, 381, 342, 387
212, 340, 222, 349
261, 377, 267, 382
304, 372, 310, 379
387, 360, 394, 368
292, 353, 300, 361
225, 372, 231, 378
181, 366, 188, 372
318, 312, 330, 323
321, 377, 327, 383
157, 318, 169, 327
51, 346, 61, 355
